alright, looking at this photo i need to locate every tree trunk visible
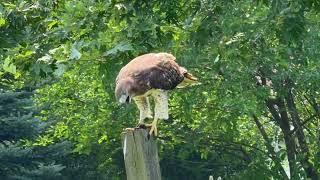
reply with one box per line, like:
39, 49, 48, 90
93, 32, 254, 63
253, 115, 289, 180
286, 90, 319, 180
266, 98, 297, 179
122, 128, 161, 180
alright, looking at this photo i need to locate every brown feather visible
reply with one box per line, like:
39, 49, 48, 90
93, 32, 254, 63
115, 53, 190, 98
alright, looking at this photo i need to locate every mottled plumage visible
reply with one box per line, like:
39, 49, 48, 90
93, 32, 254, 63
115, 52, 197, 136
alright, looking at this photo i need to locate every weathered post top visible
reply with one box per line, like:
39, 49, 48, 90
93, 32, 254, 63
122, 128, 161, 180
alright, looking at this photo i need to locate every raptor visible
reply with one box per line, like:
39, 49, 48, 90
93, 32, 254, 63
115, 52, 197, 136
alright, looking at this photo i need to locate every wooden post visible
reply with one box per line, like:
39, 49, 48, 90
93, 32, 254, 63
122, 128, 161, 180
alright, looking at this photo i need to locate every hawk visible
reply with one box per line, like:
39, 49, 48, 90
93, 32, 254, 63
115, 52, 197, 136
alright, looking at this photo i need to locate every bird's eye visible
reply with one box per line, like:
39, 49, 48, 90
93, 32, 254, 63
125, 96, 130, 103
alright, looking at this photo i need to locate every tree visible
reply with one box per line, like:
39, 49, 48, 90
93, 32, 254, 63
0, 88, 66, 179
1, 0, 320, 179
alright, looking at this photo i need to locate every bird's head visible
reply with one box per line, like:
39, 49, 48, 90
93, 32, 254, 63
115, 78, 135, 104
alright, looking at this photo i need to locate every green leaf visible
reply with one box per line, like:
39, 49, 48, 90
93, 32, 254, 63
53, 64, 67, 77
31, 63, 53, 75
48, 20, 58, 30
2, 2, 16, 9
214, 54, 220, 63
31, 63, 41, 75
0, 17, 5, 27
70, 46, 82, 60
37, 54, 52, 63
103, 42, 134, 56
3, 57, 16, 74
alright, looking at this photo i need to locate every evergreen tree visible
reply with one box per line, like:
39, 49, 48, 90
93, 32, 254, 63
0, 88, 66, 180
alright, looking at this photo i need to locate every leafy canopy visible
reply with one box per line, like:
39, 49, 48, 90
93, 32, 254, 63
1, 0, 320, 179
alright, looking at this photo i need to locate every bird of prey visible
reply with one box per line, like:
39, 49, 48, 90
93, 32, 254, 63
115, 52, 197, 136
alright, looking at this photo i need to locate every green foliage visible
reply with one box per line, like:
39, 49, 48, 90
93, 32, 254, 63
0, 87, 108, 179
1, 0, 320, 179
0, 88, 66, 179
0, 90, 40, 140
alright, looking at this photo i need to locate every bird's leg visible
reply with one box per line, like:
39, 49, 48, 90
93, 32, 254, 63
145, 97, 153, 118
146, 90, 169, 136
145, 118, 158, 136
153, 90, 169, 120
136, 117, 152, 129
137, 118, 145, 127
134, 96, 153, 128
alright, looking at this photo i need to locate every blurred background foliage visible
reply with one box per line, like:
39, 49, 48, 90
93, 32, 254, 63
1, 0, 320, 179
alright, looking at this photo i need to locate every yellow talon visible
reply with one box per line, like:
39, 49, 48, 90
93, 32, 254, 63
145, 119, 158, 136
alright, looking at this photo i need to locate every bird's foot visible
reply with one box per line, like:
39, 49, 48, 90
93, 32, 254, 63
145, 119, 158, 136
135, 117, 153, 129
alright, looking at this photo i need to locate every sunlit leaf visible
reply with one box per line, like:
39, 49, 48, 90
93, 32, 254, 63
0, 17, 5, 27
3, 57, 16, 74
70, 46, 82, 60
103, 41, 134, 56
37, 54, 52, 63
53, 64, 68, 77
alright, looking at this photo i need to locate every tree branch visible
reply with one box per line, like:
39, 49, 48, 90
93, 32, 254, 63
285, 89, 319, 179
266, 98, 298, 179
252, 114, 289, 180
